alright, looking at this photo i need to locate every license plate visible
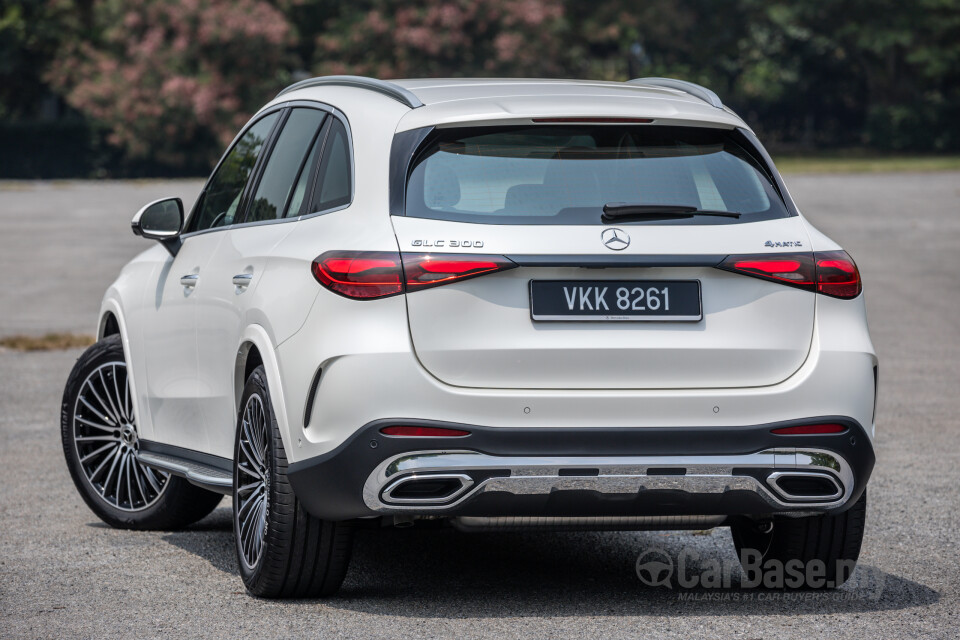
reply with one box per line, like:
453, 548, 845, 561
530, 280, 702, 321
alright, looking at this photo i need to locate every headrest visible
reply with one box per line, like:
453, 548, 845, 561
424, 163, 461, 208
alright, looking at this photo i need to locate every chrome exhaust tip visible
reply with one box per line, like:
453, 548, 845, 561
381, 473, 474, 505
766, 471, 843, 502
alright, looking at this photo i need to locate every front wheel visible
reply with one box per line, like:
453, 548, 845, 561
61, 335, 223, 529
233, 365, 353, 598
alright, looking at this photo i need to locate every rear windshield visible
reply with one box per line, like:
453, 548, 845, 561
403, 125, 789, 225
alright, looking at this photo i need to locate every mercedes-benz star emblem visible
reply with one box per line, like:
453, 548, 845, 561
601, 227, 630, 251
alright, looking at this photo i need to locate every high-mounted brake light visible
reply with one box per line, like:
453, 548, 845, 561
532, 117, 654, 124
717, 251, 861, 299
770, 423, 847, 435
312, 252, 516, 299
380, 425, 471, 437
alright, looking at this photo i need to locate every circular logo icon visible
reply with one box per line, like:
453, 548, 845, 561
635, 548, 674, 588
601, 227, 630, 251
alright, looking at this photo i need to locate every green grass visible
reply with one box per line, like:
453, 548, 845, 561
775, 154, 960, 174
0, 333, 95, 352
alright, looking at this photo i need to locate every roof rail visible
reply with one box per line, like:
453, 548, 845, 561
627, 77, 724, 109
275, 75, 424, 109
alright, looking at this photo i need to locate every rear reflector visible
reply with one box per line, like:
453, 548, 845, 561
770, 423, 847, 435
717, 250, 861, 299
380, 425, 471, 437
311, 251, 516, 299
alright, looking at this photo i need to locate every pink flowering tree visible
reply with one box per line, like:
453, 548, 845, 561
46, 0, 292, 167
315, 0, 568, 79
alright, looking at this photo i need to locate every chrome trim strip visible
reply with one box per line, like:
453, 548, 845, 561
451, 514, 727, 532
361, 448, 854, 513
180, 100, 355, 238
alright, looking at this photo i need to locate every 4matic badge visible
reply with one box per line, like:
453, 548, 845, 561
764, 240, 803, 248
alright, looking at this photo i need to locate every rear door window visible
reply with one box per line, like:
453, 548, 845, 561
403, 125, 788, 225
246, 108, 327, 223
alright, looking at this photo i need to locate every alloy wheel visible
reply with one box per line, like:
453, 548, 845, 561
236, 393, 270, 570
72, 361, 169, 511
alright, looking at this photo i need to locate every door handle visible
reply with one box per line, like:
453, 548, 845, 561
232, 273, 253, 287
180, 274, 199, 287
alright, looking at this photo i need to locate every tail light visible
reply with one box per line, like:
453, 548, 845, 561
815, 251, 862, 298
403, 254, 516, 291
312, 251, 516, 300
718, 251, 861, 299
311, 251, 403, 299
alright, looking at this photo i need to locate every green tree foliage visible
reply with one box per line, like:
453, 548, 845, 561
4, 0, 959, 175
44, 0, 293, 166
313, 0, 568, 78
0, 1, 72, 119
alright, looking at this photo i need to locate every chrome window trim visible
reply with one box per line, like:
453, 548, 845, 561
180, 99, 355, 240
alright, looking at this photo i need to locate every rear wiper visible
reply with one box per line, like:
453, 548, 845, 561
602, 202, 741, 222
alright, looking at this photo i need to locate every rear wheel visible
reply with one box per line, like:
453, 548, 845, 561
233, 365, 353, 598
731, 491, 867, 589
61, 335, 223, 529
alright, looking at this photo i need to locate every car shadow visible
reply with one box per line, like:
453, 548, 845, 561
161, 506, 237, 575
162, 519, 939, 617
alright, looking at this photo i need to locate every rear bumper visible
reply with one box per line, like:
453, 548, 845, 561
287, 416, 874, 522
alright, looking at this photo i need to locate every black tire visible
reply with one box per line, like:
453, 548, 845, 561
61, 335, 223, 530
731, 491, 867, 589
233, 365, 353, 598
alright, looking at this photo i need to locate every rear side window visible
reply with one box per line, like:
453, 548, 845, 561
190, 112, 280, 232
309, 118, 351, 212
404, 125, 788, 225
247, 108, 327, 223
285, 120, 328, 218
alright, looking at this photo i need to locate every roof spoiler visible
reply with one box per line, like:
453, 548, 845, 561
627, 77, 724, 109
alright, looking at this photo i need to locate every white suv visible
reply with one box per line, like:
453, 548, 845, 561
61, 76, 877, 597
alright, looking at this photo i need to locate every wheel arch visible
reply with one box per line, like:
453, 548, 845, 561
98, 297, 140, 390
97, 299, 131, 349
99, 311, 121, 339
234, 326, 293, 456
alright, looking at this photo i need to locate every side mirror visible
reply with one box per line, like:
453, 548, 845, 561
132, 197, 184, 256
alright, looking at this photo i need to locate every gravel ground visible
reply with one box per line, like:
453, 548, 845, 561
1, 173, 959, 639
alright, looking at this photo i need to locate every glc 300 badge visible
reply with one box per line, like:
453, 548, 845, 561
411, 239, 484, 248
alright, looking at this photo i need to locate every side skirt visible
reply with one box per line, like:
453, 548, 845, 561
137, 440, 233, 495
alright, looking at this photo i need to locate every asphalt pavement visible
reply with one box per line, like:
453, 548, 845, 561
1, 173, 959, 638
